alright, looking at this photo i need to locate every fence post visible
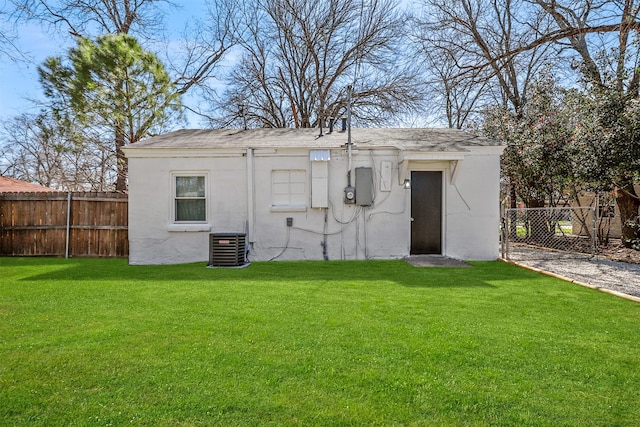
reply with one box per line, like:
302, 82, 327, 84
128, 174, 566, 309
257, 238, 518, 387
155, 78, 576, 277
65, 192, 71, 258
501, 213, 507, 259
591, 206, 597, 256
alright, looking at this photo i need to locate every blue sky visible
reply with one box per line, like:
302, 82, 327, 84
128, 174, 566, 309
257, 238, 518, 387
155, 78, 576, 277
0, 21, 60, 119
0, 2, 207, 126
1, 0, 420, 128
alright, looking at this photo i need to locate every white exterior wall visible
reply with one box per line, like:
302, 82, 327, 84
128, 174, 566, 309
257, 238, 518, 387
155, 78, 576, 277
249, 149, 410, 261
443, 152, 501, 260
127, 153, 247, 264
127, 146, 501, 264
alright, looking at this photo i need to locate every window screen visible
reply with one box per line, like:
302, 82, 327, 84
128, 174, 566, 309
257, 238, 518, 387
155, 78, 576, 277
175, 176, 206, 222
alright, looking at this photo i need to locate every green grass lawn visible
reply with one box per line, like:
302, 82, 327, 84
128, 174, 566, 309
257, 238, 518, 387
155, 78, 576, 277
1, 258, 639, 426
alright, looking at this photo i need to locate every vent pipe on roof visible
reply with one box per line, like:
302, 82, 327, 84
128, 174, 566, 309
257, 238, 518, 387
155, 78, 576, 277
238, 104, 247, 130
329, 118, 334, 133
341, 117, 347, 132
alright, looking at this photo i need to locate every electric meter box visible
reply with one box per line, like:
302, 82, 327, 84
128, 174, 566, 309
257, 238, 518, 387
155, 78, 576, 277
344, 185, 356, 204
355, 167, 373, 206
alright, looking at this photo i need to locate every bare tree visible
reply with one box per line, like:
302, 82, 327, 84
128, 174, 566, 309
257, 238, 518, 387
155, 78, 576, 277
1, 112, 116, 190
209, 0, 422, 129
415, 0, 557, 126
0, 4, 26, 62
413, 41, 492, 129
10, 0, 171, 38
164, 0, 239, 120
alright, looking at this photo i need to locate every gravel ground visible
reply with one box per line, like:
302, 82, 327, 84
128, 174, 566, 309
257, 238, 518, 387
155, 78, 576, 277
505, 246, 640, 300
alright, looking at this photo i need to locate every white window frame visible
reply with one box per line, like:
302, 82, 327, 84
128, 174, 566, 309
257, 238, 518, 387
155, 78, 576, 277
168, 172, 210, 231
271, 169, 307, 212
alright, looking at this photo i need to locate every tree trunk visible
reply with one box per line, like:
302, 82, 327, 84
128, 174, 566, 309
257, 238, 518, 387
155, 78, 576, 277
615, 184, 640, 248
526, 198, 551, 243
115, 120, 127, 192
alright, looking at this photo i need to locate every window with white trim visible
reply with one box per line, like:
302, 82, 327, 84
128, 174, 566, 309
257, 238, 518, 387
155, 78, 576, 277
174, 175, 206, 222
271, 169, 306, 210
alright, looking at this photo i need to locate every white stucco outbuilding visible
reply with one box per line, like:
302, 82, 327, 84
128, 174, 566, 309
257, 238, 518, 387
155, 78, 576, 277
123, 128, 503, 265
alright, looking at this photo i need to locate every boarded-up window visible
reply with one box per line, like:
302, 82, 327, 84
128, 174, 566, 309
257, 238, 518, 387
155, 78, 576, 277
175, 175, 206, 222
272, 170, 306, 208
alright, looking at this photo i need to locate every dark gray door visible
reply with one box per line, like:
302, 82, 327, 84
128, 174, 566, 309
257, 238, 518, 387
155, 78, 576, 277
411, 171, 442, 254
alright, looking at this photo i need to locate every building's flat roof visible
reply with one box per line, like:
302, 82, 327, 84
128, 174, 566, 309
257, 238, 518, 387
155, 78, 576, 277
126, 128, 501, 152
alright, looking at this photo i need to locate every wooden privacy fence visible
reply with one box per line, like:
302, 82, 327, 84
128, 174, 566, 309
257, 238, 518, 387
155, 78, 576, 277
0, 192, 128, 257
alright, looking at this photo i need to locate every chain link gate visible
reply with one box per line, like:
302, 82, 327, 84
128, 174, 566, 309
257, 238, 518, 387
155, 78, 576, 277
502, 207, 597, 261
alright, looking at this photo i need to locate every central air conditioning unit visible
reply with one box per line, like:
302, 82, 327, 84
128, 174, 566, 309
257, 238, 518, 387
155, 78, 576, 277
208, 233, 248, 267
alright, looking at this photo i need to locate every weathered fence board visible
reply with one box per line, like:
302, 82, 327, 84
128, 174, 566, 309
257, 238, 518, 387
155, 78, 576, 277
0, 191, 128, 257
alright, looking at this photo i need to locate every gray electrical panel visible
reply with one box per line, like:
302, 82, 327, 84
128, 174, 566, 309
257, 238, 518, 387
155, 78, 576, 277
355, 167, 373, 206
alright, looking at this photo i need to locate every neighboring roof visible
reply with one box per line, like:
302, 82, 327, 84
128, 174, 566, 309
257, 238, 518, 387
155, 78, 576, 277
125, 128, 502, 153
0, 176, 60, 192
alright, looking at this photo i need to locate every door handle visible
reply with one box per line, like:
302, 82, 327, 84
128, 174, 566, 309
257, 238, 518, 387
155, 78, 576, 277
410, 217, 414, 222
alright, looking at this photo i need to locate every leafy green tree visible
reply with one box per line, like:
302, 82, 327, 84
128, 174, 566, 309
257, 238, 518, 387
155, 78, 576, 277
440, 0, 640, 246
569, 87, 640, 247
484, 73, 575, 242
513, 0, 640, 247
484, 72, 574, 209
39, 33, 181, 190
